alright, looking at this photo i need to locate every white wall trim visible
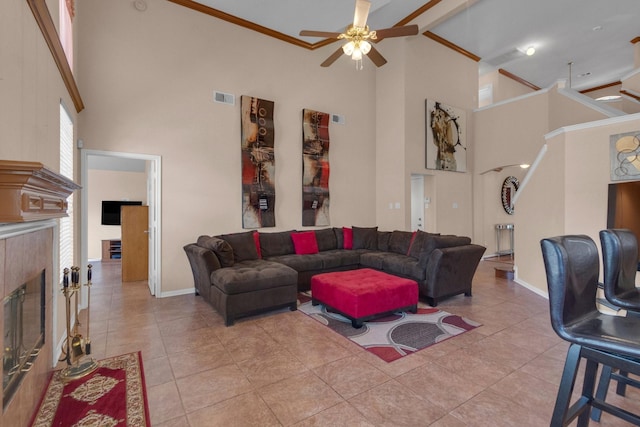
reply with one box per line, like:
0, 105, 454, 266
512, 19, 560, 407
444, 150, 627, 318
545, 112, 640, 140
159, 287, 195, 298
514, 277, 549, 299
557, 87, 625, 118
473, 86, 550, 113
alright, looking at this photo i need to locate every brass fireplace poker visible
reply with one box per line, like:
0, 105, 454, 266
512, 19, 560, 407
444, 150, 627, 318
60, 265, 97, 381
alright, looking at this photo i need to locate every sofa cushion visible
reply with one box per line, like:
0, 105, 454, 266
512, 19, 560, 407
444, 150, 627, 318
377, 231, 392, 252
334, 227, 344, 249
342, 227, 353, 249
266, 253, 324, 272
360, 251, 387, 270
381, 253, 426, 281
389, 231, 414, 255
315, 228, 337, 251
316, 249, 361, 269
259, 231, 296, 257
291, 231, 319, 255
218, 231, 259, 262
408, 230, 439, 260
197, 235, 235, 267
210, 259, 297, 295
253, 231, 262, 259
424, 235, 471, 254
352, 226, 378, 250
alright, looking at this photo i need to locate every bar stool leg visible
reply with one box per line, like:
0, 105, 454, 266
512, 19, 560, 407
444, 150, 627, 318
591, 365, 613, 422
552, 344, 583, 426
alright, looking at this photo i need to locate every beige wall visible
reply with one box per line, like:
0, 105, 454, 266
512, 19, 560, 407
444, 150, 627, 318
87, 169, 147, 259
479, 70, 536, 106
2, 0, 79, 374
516, 115, 640, 295
76, 0, 378, 293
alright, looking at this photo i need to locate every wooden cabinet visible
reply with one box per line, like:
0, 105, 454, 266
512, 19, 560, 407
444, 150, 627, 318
101, 239, 121, 262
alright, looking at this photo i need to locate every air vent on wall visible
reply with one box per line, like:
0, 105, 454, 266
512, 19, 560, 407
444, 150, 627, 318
214, 91, 235, 105
331, 114, 345, 125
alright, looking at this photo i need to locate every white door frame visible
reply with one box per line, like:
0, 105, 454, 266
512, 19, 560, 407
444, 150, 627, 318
80, 149, 162, 298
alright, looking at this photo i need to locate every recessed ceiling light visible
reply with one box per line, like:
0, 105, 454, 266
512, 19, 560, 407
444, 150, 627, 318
592, 26, 603, 31
525, 46, 536, 56
577, 72, 592, 77
596, 95, 622, 102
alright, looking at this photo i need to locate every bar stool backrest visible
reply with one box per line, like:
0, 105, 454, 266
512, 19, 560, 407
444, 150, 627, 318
541, 235, 600, 342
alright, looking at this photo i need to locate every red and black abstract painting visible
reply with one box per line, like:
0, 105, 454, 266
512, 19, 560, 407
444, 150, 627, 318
302, 109, 330, 226
241, 96, 276, 228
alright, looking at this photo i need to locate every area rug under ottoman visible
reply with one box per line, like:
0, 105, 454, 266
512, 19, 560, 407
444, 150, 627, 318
30, 352, 150, 427
299, 294, 481, 362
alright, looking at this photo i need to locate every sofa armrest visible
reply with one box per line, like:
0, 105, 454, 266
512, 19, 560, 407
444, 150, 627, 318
422, 244, 486, 300
183, 243, 222, 302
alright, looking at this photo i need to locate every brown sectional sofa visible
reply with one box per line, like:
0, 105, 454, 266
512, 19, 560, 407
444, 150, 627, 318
183, 227, 486, 325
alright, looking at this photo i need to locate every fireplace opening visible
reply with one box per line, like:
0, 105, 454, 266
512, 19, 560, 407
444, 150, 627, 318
3, 269, 45, 409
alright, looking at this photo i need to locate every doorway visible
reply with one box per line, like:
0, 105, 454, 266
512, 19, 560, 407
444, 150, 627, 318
410, 174, 436, 232
80, 150, 162, 297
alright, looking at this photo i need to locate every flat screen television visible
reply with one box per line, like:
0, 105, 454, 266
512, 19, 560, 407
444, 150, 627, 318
101, 201, 143, 225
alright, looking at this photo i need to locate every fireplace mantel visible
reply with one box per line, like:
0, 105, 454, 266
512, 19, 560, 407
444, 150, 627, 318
0, 160, 81, 222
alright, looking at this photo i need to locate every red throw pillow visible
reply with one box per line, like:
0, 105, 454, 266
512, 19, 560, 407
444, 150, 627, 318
406, 231, 417, 255
343, 227, 353, 250
253, 231, 262, 259
291, 231, 319, 255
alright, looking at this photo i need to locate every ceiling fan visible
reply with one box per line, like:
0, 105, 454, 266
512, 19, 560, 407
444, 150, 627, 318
299, 0, 419, 68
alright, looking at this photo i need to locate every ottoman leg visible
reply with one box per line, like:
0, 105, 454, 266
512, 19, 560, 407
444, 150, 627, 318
352, 319, 364, 329
409, 305, 418, 314
312, 298, 319, 306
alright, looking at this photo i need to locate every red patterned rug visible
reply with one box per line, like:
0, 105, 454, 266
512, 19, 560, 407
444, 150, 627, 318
298, 294, 480, 362
30, 352, 150, 427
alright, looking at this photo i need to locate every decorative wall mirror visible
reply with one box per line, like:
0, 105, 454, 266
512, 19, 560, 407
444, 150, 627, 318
501, 176, 519, 215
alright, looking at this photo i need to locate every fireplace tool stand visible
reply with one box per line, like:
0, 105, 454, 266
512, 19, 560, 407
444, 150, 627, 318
60, 265, 97, 381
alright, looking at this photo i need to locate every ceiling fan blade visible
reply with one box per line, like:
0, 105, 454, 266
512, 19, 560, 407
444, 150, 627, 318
366, 44, 387, 67
300, 30, 342, 38
374, 25, 419, 41
321, 47, 345, 67
353, 0, 371, 28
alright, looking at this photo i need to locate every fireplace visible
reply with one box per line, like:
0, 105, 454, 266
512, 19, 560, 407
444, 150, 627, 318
3, 269, 45, 409
0, 161, 79, 426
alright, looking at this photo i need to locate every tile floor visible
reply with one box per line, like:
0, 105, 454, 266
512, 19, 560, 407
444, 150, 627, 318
73, 258, 640, 426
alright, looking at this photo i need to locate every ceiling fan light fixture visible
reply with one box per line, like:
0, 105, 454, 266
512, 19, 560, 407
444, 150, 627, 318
525, 46, 536, 56
351, 48, 363, 61
360, 40, 371, 54
342, 41, 356, 56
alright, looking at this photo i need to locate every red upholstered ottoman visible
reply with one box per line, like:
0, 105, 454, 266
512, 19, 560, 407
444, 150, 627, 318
311, 268, 418, 328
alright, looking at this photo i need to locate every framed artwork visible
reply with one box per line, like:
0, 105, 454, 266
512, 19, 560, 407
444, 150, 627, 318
301, 109, 330, 226
240, 96, 276, 228
425, 100, 467, 172
610, 131, 640, 181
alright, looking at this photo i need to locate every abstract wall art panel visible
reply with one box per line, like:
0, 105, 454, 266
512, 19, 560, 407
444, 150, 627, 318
610, 131, 640, 181
240, 96, 276, 228
425, 100, 467, 172
302, 109, 330, 226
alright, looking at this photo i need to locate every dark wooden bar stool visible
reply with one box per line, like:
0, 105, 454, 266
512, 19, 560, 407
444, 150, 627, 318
541, 234, 640, 426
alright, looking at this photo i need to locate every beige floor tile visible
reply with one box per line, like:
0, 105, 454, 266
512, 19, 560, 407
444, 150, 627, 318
176, 364, 253, 413
143, 355, 175, 387
348, 379, 446, 426
312, 355, 391, 400
237, 348, 309, 388
397, 363, 485, 412
449, 389, 549, 427
147, 381, 185, 425
187, 392, 281, 427
168, 341, 234, 379
293, 401, 375, 427
258, 371, 344, 426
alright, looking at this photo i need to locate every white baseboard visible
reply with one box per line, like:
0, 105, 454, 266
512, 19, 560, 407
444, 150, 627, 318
158, 287, 196, 298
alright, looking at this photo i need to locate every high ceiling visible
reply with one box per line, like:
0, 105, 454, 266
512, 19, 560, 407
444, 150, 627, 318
183, 0, 639, 91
